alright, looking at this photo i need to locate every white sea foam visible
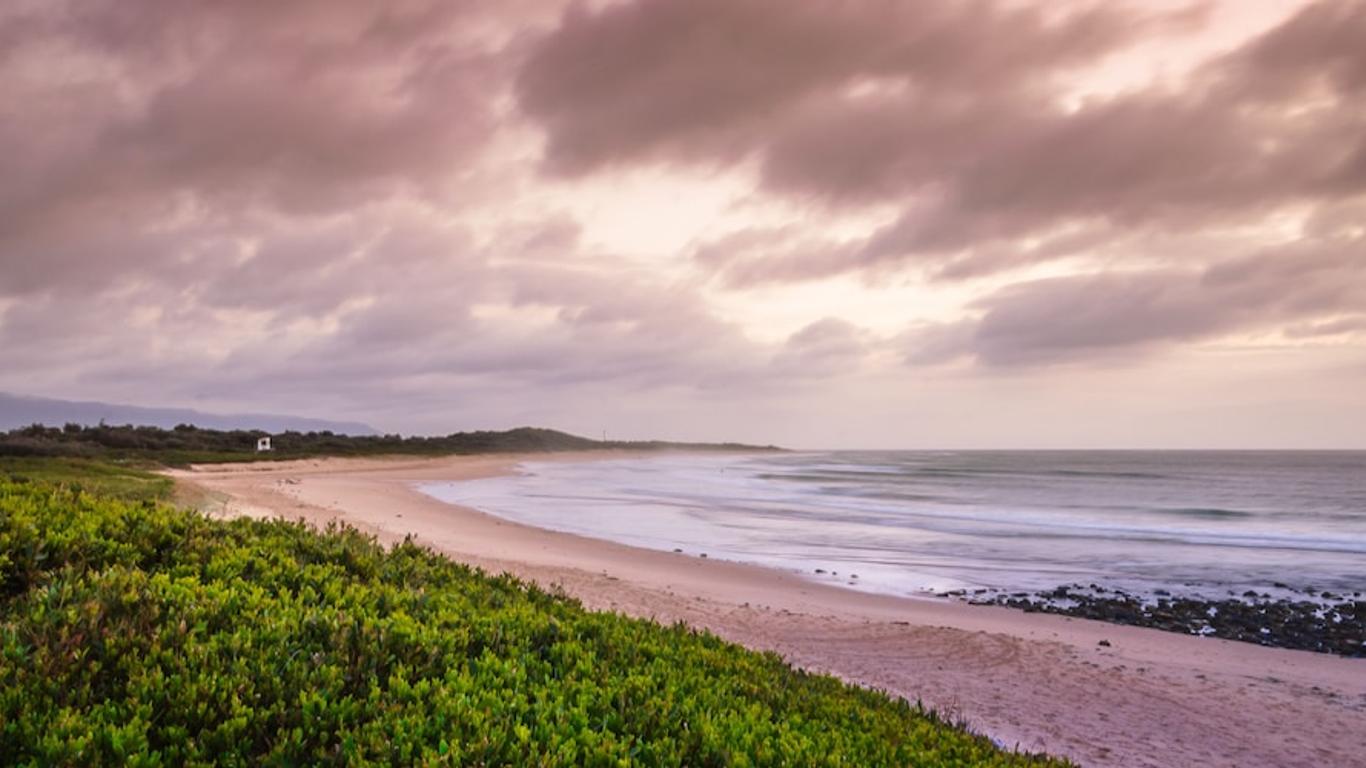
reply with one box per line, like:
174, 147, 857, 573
418, 451, 1366, 599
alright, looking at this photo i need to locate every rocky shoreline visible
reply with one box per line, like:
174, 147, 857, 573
945, 584, 1364, 657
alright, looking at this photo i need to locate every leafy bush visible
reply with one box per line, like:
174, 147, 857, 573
0, 476, 1066, 766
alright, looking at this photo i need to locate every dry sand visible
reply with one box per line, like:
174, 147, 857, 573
169, 453, 1366, 768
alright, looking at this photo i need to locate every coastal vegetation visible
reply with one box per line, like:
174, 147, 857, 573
0, 460, 1065, 766
0, 423, 776, 467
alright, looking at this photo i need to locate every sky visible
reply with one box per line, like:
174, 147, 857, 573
1, 0, 1363, 448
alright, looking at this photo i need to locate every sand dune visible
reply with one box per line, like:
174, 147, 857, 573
170, 453, 1366, 768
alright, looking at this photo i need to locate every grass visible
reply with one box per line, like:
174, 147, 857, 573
0, 457, 172, 502
0, 460, 1070, 766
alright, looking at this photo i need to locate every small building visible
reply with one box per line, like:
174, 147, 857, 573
256, 436, 273, 452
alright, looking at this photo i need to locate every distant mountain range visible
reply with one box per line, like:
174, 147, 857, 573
0, 392, 377, 435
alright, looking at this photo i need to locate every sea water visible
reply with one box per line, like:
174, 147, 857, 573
418, 451, 1366, 600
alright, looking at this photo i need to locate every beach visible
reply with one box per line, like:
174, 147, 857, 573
171, 453, 1366, 768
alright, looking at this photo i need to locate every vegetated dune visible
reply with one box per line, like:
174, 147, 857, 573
0, 468, 1060, 766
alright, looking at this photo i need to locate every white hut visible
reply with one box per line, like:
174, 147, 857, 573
256, 436, 273, 452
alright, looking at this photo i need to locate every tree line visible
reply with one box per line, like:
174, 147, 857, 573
0, 422, 776, 465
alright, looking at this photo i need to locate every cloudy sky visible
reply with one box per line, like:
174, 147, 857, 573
2, 0, 1363, 448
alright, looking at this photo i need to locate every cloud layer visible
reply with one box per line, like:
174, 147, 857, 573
527, 0, 1365, 281
1, 0, 1362, 445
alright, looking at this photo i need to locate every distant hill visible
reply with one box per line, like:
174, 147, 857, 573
0, 422, 779, 466
0, 392, 376, 436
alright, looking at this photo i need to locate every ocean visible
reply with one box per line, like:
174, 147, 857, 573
418, 451, 1366, 601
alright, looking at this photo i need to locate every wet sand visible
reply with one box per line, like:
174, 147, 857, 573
169, 453, 1366, 768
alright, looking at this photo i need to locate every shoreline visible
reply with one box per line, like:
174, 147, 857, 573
170, 453, 1366, 768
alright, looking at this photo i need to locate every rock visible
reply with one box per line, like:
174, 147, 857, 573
959, 582, 1365, 657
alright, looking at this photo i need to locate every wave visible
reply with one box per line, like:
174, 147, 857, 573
425, 450, 1366, 599
1041, 469, 1171, 480
1155, 506, 1256, 520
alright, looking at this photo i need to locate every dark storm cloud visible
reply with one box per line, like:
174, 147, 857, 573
0, 0, 517, 297
178, 258, 770, 409
906, 236, 1366, 367
0, 223, 777, 426
518, 0, 1182, 175
3, 0, 1361, 434
0, 0, 809, 427
523, 0, 1366, 291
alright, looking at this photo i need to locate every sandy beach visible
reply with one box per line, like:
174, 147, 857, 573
170, 453, 1366, 768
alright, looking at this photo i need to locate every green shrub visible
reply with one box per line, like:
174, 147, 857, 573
0, 477, 1067, 766
0, 458, 171, 503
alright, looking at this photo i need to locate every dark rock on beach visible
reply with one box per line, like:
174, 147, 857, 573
955, 583, 1364, 657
